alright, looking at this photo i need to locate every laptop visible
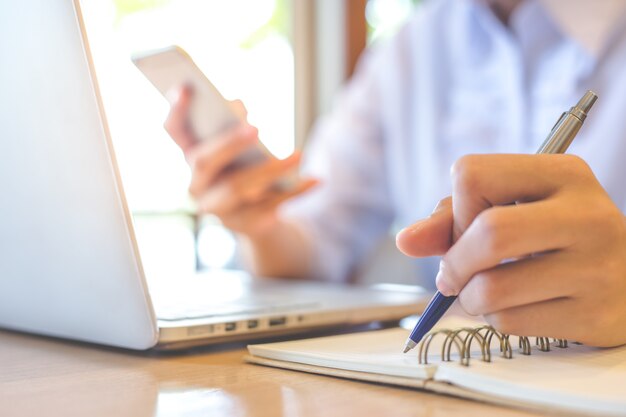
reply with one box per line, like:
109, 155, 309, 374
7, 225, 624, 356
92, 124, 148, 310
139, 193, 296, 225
0, 0, 427, 350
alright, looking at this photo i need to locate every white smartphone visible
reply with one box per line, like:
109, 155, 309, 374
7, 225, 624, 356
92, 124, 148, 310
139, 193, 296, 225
132, 45, 268, 169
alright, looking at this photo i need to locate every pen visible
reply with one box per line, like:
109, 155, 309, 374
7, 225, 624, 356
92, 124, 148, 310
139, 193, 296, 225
403, 90, 599, 354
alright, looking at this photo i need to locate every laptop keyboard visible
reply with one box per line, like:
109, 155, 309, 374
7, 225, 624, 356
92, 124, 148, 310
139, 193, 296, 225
156, 300, 321, 322
149, 270, 324, 322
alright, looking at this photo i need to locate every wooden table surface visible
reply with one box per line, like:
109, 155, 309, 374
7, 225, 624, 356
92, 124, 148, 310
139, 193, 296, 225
0, 329, 554, 417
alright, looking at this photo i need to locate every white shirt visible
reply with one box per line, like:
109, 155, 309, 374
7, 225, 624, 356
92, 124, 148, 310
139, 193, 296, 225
282, 0, 626, 283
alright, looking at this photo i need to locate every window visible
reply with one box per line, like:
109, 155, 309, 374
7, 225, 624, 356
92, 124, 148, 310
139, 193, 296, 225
80, 0, 417, 282
80, 0, 294, 280
366, 0, 419, 44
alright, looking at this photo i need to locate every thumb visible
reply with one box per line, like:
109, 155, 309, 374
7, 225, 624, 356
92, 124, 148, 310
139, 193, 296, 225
395, 197, 453, 258
164, 86, 197, 154
229, 99, 248, 121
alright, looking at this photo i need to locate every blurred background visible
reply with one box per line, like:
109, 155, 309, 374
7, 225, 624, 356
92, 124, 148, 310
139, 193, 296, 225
80, 0, 419, 283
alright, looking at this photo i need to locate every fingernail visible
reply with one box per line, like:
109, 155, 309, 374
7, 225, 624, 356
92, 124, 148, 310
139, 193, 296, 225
431, 200, 448, 216
399, 219, 428, 236
435, 264, 455, 296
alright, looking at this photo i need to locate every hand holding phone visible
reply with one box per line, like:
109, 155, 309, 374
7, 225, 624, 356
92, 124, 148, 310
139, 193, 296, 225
132, 45, 268, 168
131, 46, 316, 237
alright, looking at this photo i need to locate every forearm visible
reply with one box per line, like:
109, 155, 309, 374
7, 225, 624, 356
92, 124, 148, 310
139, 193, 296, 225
237, 219, 315, 280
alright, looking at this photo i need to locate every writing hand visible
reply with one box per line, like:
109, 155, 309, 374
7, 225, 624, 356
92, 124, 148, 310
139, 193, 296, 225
397, 154, 626, 346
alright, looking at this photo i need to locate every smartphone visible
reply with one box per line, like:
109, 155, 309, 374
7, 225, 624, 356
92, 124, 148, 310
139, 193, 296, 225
132, 45, 268, 169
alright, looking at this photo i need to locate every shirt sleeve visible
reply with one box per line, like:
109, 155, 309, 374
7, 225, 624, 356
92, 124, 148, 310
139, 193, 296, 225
280, 46, 395, 283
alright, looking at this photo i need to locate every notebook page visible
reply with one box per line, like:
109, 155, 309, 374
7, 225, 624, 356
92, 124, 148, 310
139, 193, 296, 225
249, 318, 626, 415
247, 316, 481, 381
434, 341, 626, 415
249, 328, 436, 379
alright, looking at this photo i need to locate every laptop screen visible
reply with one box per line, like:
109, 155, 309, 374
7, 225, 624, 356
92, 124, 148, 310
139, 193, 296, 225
0, 0, 157, 349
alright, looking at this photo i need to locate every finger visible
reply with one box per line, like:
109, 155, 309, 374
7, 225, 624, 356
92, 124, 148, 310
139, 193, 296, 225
485, 297, 578, 339
436, 200, 577, 296
219, 178, 319, 234
230, 99, 248, 120
187, 125, 259, 196
457, 251, 586, 316
226, 152, 302, 204
396, 197, 453, 257
164, 86, 196, 153
196, 156, 305, 216
450, 154, 590, 239
242, 177, 319, 219
484, 298, 590, 343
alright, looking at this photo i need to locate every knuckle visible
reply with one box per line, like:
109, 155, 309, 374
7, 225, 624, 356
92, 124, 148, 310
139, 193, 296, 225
552, 154, 599, 189
485, 312, 520, 336
188, 179, 206, 200
188, 183, 200, 199
192, 153, 212, 177
438, 259, 465, 294
474, 209, 510, 254
571, 196, 625, 247
163, 116, 175, 135
477, 272, 501, 310
458, 290, 480, 316
459, 272, 500, 316
478, 276, 502, 314
592, 205, 624, 239
450, 154, 483, 193
556, 154, 592, 177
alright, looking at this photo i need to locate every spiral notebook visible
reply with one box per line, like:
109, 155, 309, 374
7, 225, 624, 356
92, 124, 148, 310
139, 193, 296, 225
246, 317, 626, 416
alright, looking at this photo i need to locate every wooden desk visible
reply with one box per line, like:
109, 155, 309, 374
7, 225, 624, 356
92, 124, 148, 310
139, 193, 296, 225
0, 329, 552, 417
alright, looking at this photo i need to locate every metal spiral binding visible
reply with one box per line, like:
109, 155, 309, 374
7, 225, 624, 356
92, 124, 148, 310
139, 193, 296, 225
418, 326, 569, 366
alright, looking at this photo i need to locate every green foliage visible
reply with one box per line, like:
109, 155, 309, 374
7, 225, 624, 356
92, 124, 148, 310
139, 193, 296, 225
366, 0, 421, 44
112, 0, 288, 47
112, 0, 171, 19
240, 0, 290, 49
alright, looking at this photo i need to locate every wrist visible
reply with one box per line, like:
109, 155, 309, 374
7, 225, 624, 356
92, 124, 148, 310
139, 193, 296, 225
237, 219, 314, 280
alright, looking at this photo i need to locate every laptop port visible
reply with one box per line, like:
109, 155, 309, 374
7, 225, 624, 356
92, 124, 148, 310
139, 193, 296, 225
224, 322, 237, 332
187, 325, 214, 336
269, 316, 287, 327
247, 320, 259, 329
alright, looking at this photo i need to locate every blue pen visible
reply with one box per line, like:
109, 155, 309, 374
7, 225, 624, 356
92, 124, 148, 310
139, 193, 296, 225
402, 90, 598, 354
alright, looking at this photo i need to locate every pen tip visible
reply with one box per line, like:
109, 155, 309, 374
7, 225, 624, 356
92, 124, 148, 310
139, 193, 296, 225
404, 337, 417, 353
403, 339, 417, 354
